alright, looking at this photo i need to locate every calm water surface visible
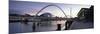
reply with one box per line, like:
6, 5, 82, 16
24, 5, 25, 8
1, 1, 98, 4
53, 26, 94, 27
9, 21, 66, 34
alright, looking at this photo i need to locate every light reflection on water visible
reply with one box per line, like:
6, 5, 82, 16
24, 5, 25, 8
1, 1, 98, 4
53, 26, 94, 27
9, 21, 66, 34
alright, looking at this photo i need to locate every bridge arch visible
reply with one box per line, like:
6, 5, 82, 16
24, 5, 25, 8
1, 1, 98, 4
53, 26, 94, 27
36, 4, 67, 17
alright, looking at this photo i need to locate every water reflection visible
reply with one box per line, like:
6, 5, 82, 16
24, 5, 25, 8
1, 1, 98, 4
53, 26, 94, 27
9, 20, 66, 34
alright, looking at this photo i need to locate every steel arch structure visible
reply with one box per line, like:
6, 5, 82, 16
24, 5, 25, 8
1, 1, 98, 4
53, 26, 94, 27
36, 4, 67, 17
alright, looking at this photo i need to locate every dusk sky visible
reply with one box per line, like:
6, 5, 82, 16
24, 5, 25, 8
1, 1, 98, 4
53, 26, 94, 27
9, 1, 91, 18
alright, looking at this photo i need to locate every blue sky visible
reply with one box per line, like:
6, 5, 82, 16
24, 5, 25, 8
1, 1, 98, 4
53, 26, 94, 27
9, 1, 91, 18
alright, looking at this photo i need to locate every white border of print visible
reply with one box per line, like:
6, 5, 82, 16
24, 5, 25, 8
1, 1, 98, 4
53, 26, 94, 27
0, 0, 99, 34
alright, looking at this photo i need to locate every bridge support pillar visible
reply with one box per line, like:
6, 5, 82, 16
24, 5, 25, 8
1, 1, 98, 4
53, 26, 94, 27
57, 24, 61, 30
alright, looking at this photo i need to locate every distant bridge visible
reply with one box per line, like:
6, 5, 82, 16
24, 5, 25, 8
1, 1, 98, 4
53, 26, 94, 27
9, 4, 73, 22
36, 4, 67, 17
